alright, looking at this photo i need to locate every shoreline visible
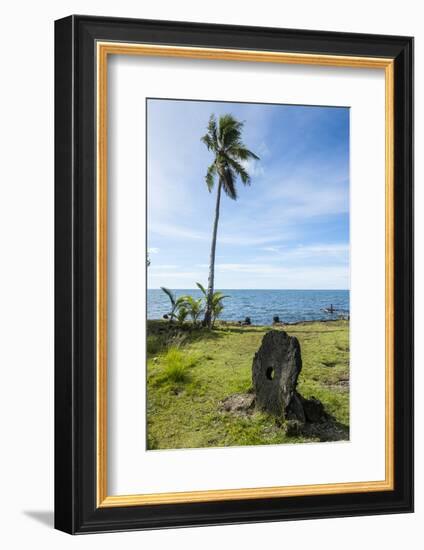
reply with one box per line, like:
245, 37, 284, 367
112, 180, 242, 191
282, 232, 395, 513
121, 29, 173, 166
219, 317, 348, 326
147, 317, 349, 328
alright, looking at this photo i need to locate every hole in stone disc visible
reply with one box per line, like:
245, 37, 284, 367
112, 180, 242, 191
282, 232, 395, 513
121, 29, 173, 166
266, 367, 275, 380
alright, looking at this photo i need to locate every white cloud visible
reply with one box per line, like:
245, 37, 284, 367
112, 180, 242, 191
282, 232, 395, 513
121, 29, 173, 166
220, 233, 285, 246
241, 158, 264, 178
262, 175, 349, 221
213, 263, 349, 290
213, 242, 349, 288
149, 264, 178, 270
148, 247, 160, 254
257, 141, 270, 158
282, 243, 349, 260
149, 271, 202, 279
150, 221, 288, 247
246, 243, 349, 269
147, 243, 349, 290
150, 222, 207, 241
148, 268, 207, 289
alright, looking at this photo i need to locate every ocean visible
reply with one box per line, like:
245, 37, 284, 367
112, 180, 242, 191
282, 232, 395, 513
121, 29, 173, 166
147, 289, 349, 325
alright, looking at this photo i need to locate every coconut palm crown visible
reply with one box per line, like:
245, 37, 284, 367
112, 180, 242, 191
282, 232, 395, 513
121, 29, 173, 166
201, 114, 259, 327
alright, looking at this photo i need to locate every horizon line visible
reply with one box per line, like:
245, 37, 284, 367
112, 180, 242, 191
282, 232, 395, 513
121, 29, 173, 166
147, 287, 350, 291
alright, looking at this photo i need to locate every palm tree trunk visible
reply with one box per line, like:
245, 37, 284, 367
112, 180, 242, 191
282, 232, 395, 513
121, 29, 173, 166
203, 180, 222, 327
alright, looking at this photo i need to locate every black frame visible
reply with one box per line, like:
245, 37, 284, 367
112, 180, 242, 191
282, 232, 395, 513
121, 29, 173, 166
55, 15, 414, 534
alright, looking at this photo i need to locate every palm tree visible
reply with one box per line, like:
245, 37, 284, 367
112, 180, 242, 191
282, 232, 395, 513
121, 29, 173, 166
201, 114, 259, 327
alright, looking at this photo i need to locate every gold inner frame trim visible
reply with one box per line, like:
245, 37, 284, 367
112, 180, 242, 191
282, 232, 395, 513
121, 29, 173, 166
96, 41, 395, 508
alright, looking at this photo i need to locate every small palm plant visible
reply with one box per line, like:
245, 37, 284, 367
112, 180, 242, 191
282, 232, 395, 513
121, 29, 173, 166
196, 282, 228, 329
175, 305, 189, 326
160, 287, 187, 323
182, 295, 204, 325
211, 300, 224, 328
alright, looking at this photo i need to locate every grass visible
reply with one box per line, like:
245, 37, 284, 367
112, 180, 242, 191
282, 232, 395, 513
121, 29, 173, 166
146, 319, 349, 450
159, 346, 199, 383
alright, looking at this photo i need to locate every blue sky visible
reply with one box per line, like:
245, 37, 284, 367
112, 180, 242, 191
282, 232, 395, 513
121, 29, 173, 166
147, 98, 349, 290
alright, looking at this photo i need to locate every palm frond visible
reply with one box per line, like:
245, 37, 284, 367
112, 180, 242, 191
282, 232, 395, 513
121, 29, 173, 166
211, 292, 229, 305
201, 134, 215, 151
160, 286, 176, 307
225, 156, 250, 185
212, 303, 224, 316
205, 163, 217, 192
183, 295, 204, 322
201, 114, 218, 151
176, 306, 189, 324
184, 295, 202, 308
207, 114, 218, 143
196, 282, 207, 296
222, 127, 243, 149
175, 295, 189, 308
227, 145, 260, 161
221, 166, 237, 200
218, 114, 243, 147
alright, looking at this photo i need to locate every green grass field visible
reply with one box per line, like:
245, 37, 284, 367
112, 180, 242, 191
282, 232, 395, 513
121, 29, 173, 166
146, 320, 349, 450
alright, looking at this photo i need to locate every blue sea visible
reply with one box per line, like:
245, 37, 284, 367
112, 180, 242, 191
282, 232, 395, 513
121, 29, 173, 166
147, 289, 349, 325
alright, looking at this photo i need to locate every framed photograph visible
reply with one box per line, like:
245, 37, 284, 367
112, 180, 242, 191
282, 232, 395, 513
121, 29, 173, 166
54, 15, 413, 534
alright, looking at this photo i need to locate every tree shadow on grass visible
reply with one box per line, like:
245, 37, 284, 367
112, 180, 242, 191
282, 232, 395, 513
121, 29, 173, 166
218, 326, 272, 335
187, 328, 225, 343
148, 320, 223, 339
147, 324, 227, 358
289, 329, 347, 336
301, 416, 349, 442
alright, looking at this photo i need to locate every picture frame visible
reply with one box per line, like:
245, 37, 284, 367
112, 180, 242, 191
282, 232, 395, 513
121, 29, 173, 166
54, 15, 414, 534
